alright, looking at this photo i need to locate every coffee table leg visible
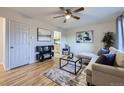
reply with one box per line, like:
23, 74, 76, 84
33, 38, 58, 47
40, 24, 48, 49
59, 58, 61, 69
81, 58, 82, 68
75, 62, 76, 75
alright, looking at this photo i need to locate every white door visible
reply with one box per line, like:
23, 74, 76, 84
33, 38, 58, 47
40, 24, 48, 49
9, 20, 29, 69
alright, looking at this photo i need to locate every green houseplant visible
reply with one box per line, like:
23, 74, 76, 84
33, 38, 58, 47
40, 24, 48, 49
102, 32, 114, 49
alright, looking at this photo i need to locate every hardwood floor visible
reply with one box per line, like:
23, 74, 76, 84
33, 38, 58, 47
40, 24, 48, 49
0, 64, 5, 73
0, 58, 59, 86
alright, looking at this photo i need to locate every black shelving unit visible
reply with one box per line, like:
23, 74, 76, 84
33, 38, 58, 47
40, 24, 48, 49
36, 45, 54, 62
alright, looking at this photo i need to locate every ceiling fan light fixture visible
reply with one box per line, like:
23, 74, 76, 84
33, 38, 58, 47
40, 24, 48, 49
65, 15, 71, 19
54, 7, 84, 23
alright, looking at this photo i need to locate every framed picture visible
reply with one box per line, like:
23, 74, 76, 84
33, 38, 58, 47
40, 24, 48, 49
76, 31, 94, 43
37, 28, 51, 42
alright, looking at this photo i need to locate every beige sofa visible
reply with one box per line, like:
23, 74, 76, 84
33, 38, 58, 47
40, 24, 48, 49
85, 47, 124, 86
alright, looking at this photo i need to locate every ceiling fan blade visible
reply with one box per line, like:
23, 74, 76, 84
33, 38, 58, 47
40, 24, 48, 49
71, 15, 80, 20
73, 7, 84, 13
60, 7, 65, 10
63, 19, 67, 23
59, 7, 68, 14
53, 15, 65, 18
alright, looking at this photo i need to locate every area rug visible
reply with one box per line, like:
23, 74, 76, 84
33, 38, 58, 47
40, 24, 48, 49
43, 64, 87, 86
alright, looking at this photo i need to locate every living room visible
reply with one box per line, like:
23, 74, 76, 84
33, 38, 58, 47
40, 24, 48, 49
0, 7, 124, 86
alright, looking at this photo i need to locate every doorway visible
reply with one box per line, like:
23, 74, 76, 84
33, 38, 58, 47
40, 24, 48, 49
54, 31, 61, 58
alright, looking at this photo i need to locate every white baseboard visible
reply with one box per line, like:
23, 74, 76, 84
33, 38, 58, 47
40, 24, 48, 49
29, 61, 36, 64
0, 62, 9, 71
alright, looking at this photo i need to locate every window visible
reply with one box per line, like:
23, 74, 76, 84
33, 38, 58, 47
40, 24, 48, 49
117, 15, 124, 51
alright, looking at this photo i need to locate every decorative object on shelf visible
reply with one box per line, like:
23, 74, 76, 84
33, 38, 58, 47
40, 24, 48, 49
36, 45, 54, 62
62, 44, 70, 55
102, 32, 114, 49
76, 31, 94, 43
37, 28, 52, 42
67, 52, 74, 59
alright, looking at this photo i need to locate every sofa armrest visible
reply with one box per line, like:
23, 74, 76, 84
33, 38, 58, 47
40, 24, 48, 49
92, 63, 124, 77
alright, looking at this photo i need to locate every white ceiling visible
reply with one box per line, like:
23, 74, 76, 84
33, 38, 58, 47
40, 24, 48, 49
7, 7, 124, 30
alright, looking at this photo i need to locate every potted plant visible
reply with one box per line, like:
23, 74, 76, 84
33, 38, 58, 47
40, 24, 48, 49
102, 32, 114, 49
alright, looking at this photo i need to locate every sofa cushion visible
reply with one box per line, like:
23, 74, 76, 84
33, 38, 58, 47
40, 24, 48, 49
109, 47, 118, 54
82, 58, 90, 65
97, 48, 109, 56
95, 55, 106, 64
104, 54, 116, 66
76, 52, 96, 60
116, 51, 124, 68
95, 54, 116, 66
92, 63, 124, 78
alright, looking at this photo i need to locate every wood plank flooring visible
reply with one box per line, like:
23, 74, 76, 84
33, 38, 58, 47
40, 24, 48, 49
0, 58, 59, 86
0, 64, 5, 73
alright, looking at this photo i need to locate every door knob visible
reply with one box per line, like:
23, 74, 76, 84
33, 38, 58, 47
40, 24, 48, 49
10, 46, 14, 49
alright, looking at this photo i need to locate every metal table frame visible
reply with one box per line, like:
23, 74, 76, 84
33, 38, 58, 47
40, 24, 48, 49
59, 57, 82, 75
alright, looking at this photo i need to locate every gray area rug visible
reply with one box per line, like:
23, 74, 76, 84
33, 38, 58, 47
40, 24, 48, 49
44, 64, 87, 86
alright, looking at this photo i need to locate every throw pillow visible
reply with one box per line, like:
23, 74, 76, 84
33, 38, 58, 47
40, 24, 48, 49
109, 47, 118, 54
116, 51, 124, 68
97, 48, 109, 56
104, 54, 116, 66
96, 54, 116, 66
95, 55, 106, 64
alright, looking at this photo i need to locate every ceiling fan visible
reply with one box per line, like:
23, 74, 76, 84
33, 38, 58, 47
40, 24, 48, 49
53, 7, 84, 23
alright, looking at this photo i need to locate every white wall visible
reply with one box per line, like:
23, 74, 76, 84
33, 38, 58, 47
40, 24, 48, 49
61, 30, 67, 48
0, 8, 65, 70
64, 21, 116, 54
0, 17, 3, 64
0, 8, 116, 70
0, 17, 5, 69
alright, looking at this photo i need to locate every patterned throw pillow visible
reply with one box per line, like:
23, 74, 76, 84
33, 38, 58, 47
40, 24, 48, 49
96, 54, 116, 66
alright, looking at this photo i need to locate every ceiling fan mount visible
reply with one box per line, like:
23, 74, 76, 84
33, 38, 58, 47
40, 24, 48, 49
53, 7, 84, 23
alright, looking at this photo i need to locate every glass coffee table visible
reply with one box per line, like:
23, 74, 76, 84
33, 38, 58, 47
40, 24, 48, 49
59, 56, 82, 75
